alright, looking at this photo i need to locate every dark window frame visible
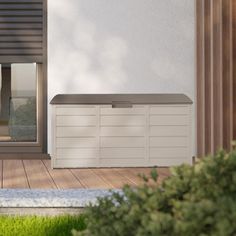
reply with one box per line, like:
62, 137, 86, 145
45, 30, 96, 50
0, 0, 48, 157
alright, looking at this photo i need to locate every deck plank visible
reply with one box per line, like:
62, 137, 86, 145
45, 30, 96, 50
129, 167, 170, 184
3, 160, 28, 188
43, 160, 83, 189
93, 168, 134, 188
157, 167, 171, 177
71, 169, 112, 189
128, 167, 152, 176
23, 160, 56, 189
0, 159, 169, 189
113, 168, 144, 186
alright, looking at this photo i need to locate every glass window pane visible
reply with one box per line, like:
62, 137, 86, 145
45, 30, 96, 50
0, 63, 37, 142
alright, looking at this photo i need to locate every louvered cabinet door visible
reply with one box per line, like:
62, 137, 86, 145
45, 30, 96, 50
52, 105, 99, 168
149, 105, 192, 166
99, 105, 147, 167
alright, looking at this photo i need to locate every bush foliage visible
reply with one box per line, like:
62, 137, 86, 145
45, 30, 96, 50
74, 151, 236, 236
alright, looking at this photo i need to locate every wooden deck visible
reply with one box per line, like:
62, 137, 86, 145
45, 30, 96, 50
0, 160, 170, 189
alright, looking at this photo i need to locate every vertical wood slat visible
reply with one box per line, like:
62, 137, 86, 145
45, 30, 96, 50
233, 1, 236, 141
212, 0, 223, 151
196, 0, 205, 157
197, 0, 233, 157
204, 0, 213, 155
223, 0, 233, 150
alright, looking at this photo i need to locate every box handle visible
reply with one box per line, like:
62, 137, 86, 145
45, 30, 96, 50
112, 101, 133, 108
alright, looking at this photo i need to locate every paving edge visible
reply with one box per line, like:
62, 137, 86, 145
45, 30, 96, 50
0, 207, 85, 216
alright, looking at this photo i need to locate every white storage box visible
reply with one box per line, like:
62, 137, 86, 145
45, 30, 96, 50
51, 94, 193, 168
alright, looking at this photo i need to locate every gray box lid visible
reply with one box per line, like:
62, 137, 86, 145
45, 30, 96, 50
50, 94, 193, 105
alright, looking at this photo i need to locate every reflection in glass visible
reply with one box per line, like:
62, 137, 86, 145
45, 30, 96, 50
0, 63, 37, 142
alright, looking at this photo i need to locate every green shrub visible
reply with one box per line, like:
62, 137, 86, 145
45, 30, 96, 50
74, 151, 236, 236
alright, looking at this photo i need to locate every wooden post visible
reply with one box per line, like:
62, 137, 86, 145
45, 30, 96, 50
196, 0, 233, 156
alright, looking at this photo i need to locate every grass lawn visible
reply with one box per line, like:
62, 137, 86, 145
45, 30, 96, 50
0, 215, 86, 236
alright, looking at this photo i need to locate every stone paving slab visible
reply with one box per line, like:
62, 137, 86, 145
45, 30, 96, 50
0, 189, 121, 208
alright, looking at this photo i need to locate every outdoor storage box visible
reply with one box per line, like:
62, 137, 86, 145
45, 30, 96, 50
50, 94, 193, 168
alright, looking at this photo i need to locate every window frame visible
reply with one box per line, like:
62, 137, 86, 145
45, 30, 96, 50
0, 0, 48, 156
0, 63, 46, 154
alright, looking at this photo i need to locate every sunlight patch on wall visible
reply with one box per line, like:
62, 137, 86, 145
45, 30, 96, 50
48, 0, 128, 96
